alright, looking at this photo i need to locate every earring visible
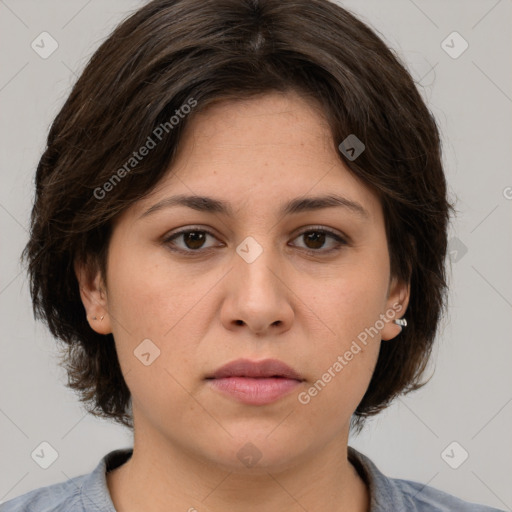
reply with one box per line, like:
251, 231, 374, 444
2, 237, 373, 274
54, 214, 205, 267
394, 318, 407, 327
92, 315, 105, 321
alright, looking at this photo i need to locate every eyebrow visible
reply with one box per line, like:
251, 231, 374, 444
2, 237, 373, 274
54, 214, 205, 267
139, 193, 370, 220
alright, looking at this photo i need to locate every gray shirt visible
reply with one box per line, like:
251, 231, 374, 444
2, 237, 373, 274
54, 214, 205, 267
0, 447, 504, 511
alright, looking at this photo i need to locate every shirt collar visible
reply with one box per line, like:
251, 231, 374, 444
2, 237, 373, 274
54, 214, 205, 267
80, 447, 133, 512
348, 446, 409, 511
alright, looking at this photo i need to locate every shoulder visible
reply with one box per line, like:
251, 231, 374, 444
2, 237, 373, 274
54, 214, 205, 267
348, 446, 505, 512
0, 448, 132, 512
392, 477, 504, 511
0, 474, 86, 512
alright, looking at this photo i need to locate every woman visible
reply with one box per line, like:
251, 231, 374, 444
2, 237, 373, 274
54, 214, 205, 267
2, 0, 503, 510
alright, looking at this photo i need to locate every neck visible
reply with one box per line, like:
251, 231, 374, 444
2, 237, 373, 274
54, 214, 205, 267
107, 427, 369, 512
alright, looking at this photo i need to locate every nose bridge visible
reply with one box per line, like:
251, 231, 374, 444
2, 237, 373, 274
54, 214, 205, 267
234, 232, 282, 298
224, 232, 293, 333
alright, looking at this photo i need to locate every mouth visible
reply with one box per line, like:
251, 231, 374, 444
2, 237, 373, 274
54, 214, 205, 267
205, 358, 305, 405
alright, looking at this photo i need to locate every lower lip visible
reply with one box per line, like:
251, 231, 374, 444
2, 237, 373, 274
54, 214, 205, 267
207, 377, 302, 405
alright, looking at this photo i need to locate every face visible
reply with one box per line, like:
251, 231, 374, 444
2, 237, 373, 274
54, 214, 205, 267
77, 91, 408, 472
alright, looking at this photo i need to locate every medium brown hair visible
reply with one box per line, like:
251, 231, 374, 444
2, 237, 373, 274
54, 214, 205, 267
22, 0, 455, 430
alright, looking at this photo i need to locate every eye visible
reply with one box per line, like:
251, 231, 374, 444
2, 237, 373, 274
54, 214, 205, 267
163, 227, 220, 254
290, 227, 348, 255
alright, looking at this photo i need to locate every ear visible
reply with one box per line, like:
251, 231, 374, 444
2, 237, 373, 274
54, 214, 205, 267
381, 275, 410, 341
74, 257, 112, 335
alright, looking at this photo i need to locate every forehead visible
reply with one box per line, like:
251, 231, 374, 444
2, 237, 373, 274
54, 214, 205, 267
125, 91, 382, 224
188, 90, 330, 139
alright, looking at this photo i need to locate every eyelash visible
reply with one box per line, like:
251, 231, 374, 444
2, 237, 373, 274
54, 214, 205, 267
162, 226, 348, 256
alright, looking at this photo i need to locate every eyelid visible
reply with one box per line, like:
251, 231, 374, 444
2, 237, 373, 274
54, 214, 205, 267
293, 225, 346, 240
292, 225, 349, 253
162, 226, 221, 249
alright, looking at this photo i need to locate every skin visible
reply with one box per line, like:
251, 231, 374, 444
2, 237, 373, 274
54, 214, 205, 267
76, 91, 409, 512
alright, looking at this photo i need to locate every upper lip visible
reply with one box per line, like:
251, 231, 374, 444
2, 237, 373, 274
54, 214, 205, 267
207, 358, 304, 381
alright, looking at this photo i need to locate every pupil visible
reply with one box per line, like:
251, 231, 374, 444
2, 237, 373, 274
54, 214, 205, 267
185, 231, 205, 249
305, 232, 325, 249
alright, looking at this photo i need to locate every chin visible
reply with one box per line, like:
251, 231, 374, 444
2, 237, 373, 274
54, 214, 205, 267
195, 428, 313, 474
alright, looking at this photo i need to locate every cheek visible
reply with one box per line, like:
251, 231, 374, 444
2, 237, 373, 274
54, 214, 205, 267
106, 245, 200, 337
105, 247, 219, 391
296, 281, 383, 428
311, 257, 389, 344
104, 251, 203, 423
299, 256, 388, 406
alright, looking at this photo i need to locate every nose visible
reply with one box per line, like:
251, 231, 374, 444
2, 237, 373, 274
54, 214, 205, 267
220, 241, 294, 336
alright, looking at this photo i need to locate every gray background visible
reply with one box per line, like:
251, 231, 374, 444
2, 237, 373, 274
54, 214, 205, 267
1, 0, 511, 509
